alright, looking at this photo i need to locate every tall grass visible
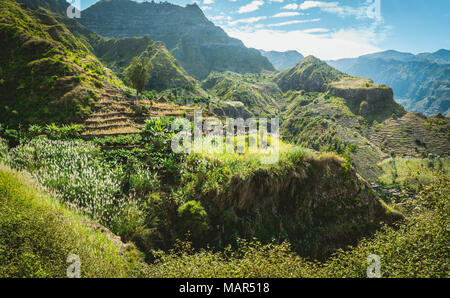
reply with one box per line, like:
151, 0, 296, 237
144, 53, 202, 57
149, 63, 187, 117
0, 165, 149, 277
5, 139, 153, 234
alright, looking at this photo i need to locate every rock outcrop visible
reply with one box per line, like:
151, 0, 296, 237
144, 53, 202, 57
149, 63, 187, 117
79, 0, 275, 79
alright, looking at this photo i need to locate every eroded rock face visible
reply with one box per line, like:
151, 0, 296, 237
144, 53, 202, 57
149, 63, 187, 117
79, 0, 274, 79
329, 85, 396, 116
196, 155, 403, 260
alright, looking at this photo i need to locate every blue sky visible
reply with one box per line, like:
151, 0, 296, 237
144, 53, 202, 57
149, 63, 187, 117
76, 0, 450, 60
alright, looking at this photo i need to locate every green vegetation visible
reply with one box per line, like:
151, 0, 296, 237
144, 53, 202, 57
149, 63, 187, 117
0, 164, 149, 277
202, 71, 281, 117
0, 0, 123, 128
378, 157, 450, 191
274, 56, 345, 92
125, 56, 153, 99
1, 0, 448, 280
144, 171, 450, 278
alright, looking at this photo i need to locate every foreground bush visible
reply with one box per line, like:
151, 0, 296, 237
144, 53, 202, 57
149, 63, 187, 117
0, 165, 149, 277
148, 173, 449, 278
5, 139, 156, 237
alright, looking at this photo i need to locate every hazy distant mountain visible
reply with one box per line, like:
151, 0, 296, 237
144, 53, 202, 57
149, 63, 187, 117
78, 0, 274, 79
258, 50, 304, 70
328, 50, 450, 116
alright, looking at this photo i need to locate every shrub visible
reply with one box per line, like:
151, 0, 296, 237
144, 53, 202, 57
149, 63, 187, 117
6, 139, 145, 233
0, 138, 8, 162
177, 200, 210, 243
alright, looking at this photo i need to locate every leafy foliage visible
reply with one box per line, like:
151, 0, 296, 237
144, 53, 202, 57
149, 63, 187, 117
124, 56, 153, 98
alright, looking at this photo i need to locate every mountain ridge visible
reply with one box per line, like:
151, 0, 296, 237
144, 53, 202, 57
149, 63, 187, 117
78, 0, 275, 79
259, 49, 304, 71
328, 49, 450, 117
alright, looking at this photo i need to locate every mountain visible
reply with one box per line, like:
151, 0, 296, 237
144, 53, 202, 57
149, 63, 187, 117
258, 49, 304, 70
16, 0, 208, 100
416, 49, 450, 65
328, 50, 450, 117
78, 0, 275, 79
274, 56, 346, 93
202, 71, 282, 118
0, 0, 124, 127
13, 0, 69, 14
271, 56, 449, 179
273, 54, 402, 121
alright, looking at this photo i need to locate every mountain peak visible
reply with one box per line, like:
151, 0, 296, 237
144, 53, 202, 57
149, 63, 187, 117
79, 0, 274, 79
274, 55, 345, 92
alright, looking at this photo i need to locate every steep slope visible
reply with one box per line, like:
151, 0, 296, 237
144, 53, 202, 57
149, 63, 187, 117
202, 71, 282, 118
78, 0, 275, 79
85, 35, 207, 97
328, 50, 450, 116
274, 56, 449, 179
178, 148, 402, 260
16, 0, 209, 99
274, 56, 404, 122
274, 56, 346, 93
0, 164, 149, 277
259, 49, 304, 71
14, 0, 70, 14
280, 91, 450, 180
0, 0, 124, 127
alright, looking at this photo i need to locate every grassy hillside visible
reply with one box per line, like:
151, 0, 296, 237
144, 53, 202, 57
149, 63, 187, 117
147, 169, 448, 278
0, 164, 149, 277
274, 56, 346, 93
280, 90, 450, 180
202, 71, 282, 118
173, 146, 402, 260
0, 0, 124, 127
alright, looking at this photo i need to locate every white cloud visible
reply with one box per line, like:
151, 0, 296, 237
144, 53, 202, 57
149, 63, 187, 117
223, 26, 383, 60
299, 1, 332, 10
282, 3, 298, 10
203, 0, 214, 4
268, 19, 320, 27
229, 16, 268, 26
303, 28, 329, 33
272, 12, 301, 18
282, 0, 382, 20
238, 0, 265, 14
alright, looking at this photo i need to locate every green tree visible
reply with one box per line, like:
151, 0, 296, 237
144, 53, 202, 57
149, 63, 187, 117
124, 56, 153, 99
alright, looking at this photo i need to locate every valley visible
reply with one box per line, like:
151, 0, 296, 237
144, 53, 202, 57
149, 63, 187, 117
0, 0, 448, 279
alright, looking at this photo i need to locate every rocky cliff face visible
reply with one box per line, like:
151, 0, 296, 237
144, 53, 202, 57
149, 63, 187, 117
328, 79, 405, 121
328, 50, 450, 116
78, 0, 274, 79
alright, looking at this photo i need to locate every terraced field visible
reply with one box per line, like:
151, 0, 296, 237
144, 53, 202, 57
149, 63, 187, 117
369, 113, 450, 157
82, 85, 200, 138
